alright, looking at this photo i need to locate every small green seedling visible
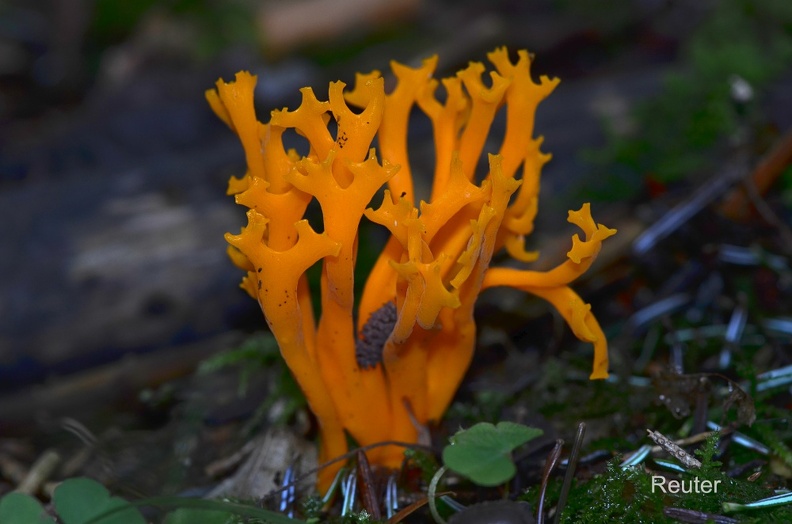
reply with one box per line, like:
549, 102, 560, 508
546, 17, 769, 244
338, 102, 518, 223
52, 477, 146, 524
442, 421, 543, 487
0, 492, 57, 524
0, 478, 145, 524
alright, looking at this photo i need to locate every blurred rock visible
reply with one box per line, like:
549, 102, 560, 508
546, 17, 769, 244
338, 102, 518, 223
0, 138, 259, 390
0, 56, 272, 392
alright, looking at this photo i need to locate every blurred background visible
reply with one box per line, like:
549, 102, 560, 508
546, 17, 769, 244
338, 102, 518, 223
1, 0, 791, 428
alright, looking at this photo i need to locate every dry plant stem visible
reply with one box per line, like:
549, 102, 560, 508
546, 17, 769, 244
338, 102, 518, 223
747, 470, 762, 482
428, 466, 449, 524
692, 389, 710, 435
739, 175, 792, 255
648, 429, 728, 455
647, 429, 702, 469
59, 418, 99, 478
633, 161, 746, 257
554, 423, 586, 524
720, 129, 792, 222
388, 491, 455, 524
537, 439, 564, 524
356, 450, 382, 520
17, 449, 61, 495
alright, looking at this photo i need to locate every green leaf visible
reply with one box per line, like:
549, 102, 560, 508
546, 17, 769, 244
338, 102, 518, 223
52, 478, 146, 524
163, 507, 234, 524
0, 492, 56, 524
140, 496, 306, 524
442, 422, 543, 486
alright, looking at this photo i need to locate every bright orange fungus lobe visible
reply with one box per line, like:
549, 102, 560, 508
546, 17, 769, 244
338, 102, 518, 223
207, 48, 616, 491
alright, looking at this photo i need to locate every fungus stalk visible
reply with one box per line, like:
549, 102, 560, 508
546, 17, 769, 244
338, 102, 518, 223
207, 48, 616, 490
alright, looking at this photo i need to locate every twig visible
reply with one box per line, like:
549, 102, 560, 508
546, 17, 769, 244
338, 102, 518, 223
554, 423, 585, 524
356, 450, 382, 520
739, 173, 792, 255
428, 466, 448, 524
17, 449, 61, 495
388, 490, 454, 524
633, 162, 746, 256
648, 429, 729, 455
720, 129, 792, 222
646, 429, 702, 469
537, 439, 564, 524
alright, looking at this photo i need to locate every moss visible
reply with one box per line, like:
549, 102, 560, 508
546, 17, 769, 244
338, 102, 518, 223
560, 458, 670, 523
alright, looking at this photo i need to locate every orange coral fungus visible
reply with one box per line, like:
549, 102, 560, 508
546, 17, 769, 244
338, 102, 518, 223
208, 48, 616, 489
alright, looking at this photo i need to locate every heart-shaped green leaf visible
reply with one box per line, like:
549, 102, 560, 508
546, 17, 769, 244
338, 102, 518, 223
0, 492, 56, 524
53, 478, 146, 524
442, 421, 543, 486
